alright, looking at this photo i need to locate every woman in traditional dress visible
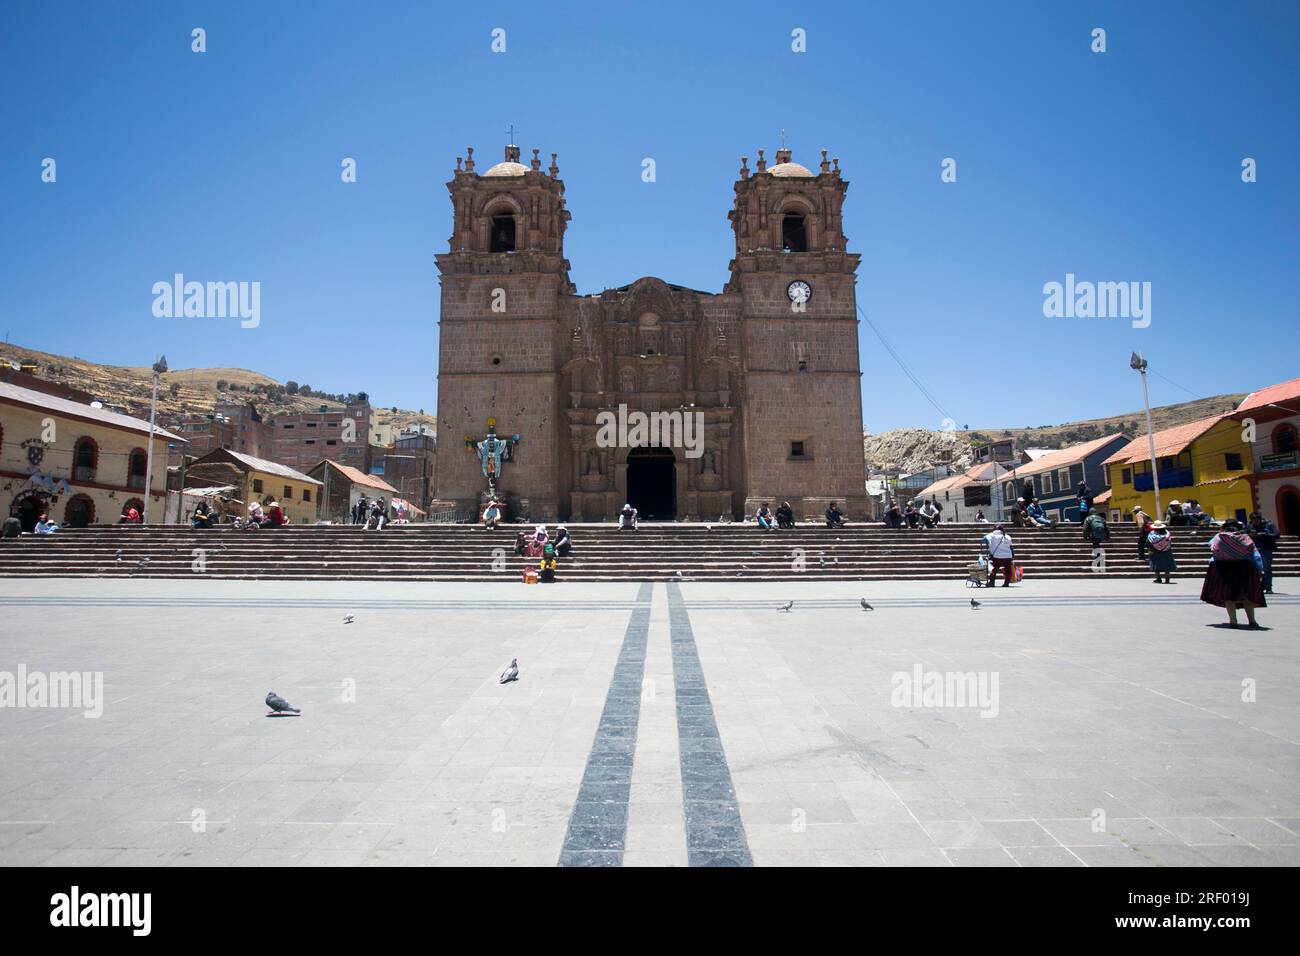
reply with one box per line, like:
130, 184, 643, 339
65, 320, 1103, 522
1146, 520, 1177, 584
1200, 519, 1266, 628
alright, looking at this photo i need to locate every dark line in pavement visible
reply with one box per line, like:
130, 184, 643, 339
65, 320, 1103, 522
557, 581, 654, 867
666, 581, 753, 867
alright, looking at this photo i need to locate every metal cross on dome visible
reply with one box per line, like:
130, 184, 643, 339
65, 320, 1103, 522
505, 124, 520, 145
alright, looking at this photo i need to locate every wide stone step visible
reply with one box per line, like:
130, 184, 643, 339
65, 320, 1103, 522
3, 524, 1290, 581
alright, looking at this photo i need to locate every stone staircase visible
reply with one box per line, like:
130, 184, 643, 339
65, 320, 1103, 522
1, 523, 1294, 582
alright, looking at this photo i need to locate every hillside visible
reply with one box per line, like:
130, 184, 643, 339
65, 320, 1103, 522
864, 393, 1246, 475
0, 342, 436, 434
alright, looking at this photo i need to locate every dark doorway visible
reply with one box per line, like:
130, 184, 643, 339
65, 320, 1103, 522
627, 446, 676, 520
1278, 486, 1300, 536
13, 494, 46, 533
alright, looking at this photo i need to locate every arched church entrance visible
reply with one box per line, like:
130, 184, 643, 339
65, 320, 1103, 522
627, 446, 676, 521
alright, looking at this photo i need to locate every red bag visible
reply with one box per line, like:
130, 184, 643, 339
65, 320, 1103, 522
1013, 563, 1024, 582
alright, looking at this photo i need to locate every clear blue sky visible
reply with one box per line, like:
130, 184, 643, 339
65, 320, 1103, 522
2, 1, 1296, 431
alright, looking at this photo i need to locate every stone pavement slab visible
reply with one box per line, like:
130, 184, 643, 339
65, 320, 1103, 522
0, 577, 1296, 866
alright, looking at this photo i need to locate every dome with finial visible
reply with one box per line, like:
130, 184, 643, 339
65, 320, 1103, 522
767, 147, 814, 177
484, 144, 530, 177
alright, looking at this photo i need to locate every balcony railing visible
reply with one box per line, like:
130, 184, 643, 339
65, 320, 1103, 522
73, 466, 97, 483
1133, 467, 1192, 491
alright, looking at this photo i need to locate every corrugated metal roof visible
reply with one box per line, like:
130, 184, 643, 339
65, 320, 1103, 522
0, 379, 185, 442
316, 459, 398, 494
1015, 433, 1128, 478
222, 450, 322, 484
1237, 376, 1300, 413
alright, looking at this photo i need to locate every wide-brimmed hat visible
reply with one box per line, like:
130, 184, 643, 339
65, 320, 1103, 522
1132, 505, 1142, 512
1168, 499, 1181, 507
1151, 521, 1167, 530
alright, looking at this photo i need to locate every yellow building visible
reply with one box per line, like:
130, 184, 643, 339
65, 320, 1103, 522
1102, 414, 1254, 524
1, 378, 183, 529
185, 448, 321, 525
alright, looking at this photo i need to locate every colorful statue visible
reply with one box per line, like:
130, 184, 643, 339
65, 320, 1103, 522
464, 418, 521, 493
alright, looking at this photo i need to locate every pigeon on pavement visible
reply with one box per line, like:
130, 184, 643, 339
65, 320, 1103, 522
342, 614, 355, 624
499, 658, 519, 684
860, 599, 874, 611
970, 598, 982, 610
777, 601, 793, 612
265, 691, 300, 714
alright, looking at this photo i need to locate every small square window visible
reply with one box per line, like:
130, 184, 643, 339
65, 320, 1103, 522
791, 441, 806, 458
1122, 467, 1131, 484
253, 479, 263, 493
303, 489, 311, 502
1225, 452, 1243, 470
284, 486, 292, 499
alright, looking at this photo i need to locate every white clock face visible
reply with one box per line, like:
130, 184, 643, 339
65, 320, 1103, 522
787, 280, 811, 304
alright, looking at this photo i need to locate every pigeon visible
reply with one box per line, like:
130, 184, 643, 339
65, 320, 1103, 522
265, 691, 300, 714
819, 555, 826, 566
114, 549, 123, 561
676, 570, 683, 577
499, 658, 519, 684
970, 598, 982, 610
860, 599, 874, 611
705, 524, 713, 532
777, 601, 793, 612
342, 614, 354, 624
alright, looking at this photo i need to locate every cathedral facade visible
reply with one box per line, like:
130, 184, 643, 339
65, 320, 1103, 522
431, 143, 868, 522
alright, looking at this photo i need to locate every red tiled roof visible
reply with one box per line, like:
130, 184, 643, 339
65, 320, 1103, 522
317, 459, 398, 494
1101, 414, 1227, 466
1014, 433, 1128, 478
1237, 376, 1300, 414
917, 461, 1008, 498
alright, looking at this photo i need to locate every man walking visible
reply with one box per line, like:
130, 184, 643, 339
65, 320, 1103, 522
1248, 511, 1279, 594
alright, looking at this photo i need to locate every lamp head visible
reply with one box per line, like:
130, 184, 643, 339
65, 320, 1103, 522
153, 355, 169, 375
1129, 351, 1147, 371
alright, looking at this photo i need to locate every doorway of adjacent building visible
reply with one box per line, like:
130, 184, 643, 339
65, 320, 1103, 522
1277, 485, 1300, 536
11, 493, 46, 533
627, 446, 676, 520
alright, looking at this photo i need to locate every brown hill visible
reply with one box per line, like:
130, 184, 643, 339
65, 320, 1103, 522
865, 393, 1246, 475
0, 342, 436, 435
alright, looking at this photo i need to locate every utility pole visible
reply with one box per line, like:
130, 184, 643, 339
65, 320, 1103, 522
142, 354, 167, 524
1130, 352, 1162, 519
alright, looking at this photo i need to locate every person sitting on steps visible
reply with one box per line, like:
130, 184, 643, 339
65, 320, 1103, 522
619, 503, 639, 531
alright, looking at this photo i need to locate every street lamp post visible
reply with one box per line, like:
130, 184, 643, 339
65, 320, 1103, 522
142, 355, 167, 524
1130, 351, 1162, 520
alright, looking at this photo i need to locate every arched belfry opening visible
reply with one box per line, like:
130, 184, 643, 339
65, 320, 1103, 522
781, 213, 807, 252
626, 446, 676, 520
490, 214, 516, 252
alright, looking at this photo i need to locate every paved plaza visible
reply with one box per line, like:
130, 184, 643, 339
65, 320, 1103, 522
0, 576, 1297, 867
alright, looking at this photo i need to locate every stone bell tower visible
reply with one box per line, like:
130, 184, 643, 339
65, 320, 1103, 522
726, 146, 868, 518
430, 143, 572, 520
